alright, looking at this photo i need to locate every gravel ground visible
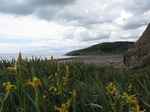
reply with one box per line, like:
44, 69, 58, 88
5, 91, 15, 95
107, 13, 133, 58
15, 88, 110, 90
59, 55, 124, 67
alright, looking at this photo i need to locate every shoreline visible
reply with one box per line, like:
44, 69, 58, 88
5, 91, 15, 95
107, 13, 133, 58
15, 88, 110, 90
0, 54, 124, 67
58, 54, 124, 67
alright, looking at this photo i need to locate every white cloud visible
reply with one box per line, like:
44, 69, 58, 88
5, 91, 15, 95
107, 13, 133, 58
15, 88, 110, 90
0, 13, 66, 39
114, 10, 133, 25
0, 0, 149, 53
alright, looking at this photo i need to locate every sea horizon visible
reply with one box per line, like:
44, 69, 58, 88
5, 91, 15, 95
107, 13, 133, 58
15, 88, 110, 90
0, 52, 74, 61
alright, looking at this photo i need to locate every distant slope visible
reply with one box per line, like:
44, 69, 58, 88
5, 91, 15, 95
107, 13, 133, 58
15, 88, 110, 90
66, 41, 134, 56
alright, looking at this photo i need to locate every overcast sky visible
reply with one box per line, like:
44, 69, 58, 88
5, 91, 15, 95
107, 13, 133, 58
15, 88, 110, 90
0, 0, 149, 53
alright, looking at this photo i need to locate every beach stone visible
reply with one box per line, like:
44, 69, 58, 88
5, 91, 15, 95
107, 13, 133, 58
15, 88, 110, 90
124, 23, 150, 69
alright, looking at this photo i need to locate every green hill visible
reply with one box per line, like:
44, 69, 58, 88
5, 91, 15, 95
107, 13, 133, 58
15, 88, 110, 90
66, 41, 134, 56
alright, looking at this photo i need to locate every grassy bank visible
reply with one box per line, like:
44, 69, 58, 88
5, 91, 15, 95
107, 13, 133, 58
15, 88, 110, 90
0, 53, 149, 112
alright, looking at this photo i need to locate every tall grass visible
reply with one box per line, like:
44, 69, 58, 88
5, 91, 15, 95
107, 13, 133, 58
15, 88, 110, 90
0, 53, 149, 112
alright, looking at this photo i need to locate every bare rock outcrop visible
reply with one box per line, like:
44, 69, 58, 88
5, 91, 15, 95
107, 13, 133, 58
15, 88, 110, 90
124, 23, 150, 69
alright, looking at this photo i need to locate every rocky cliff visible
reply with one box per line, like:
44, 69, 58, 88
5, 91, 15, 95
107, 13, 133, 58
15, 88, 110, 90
124, 23, 150, 69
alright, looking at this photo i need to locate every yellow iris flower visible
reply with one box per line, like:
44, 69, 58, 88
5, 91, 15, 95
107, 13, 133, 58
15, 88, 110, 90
7, 63, 17, 72
54, 100, 70, 112
22, 77, 42, 88
73, 89, 77, 98
128, 83, 132, 91
129, 105, 146, 112
106, 82, 117, 95
122, 92, 136, 103
2, 81, 17, 91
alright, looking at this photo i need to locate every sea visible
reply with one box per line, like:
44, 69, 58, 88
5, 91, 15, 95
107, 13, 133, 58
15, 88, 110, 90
0, 52, 75, 61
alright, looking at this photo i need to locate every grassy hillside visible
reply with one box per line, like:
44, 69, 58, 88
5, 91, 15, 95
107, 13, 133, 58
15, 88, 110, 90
66, 41, 135, 55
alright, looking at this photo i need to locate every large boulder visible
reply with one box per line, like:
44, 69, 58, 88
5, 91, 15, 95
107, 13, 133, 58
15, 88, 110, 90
124, 23, 150, 69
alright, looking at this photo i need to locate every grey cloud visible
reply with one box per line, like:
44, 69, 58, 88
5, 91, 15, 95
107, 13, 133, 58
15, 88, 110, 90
78, 31, 110, 42
124, 0, 150, 14
0, 0, 76, 15
123, 21, 147, 30
63, 31, 75, 39
0, 0, 149, 45
77, 31, 91, 41
1, 0, 149, 29
81, 36, 109, 42
0, 1, 31, 15
55, 6, 116, 27
110, 0, 150, 14
109, 0, 150, 30
81, 34, 109, 42
27, 0, 76, 5
34, 5, 61, 20
122, 13, 150, 30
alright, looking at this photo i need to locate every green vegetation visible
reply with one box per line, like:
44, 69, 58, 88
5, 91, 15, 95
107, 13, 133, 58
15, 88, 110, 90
0, 53, 150, 112
66, 41, 134, 55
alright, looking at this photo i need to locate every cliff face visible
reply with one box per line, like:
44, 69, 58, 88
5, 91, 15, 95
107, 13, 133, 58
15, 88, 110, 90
135, 23, 150, 48
124, 23, 150, 69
